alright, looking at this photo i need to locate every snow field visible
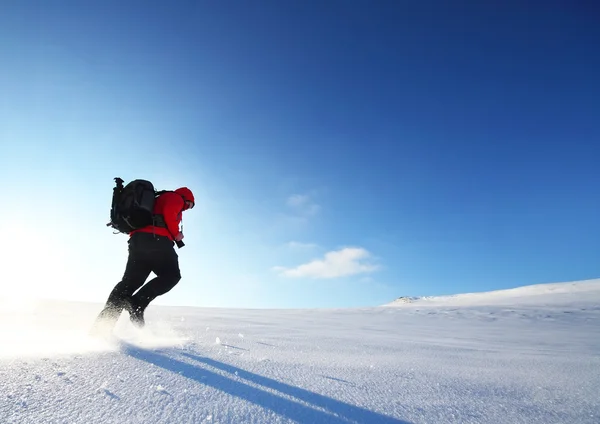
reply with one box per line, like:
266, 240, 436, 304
1, 280, 599, 423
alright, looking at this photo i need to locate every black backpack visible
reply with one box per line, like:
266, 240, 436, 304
106, 178, 158, 233
106, 177, 186, 248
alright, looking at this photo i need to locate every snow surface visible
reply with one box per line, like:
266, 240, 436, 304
1, 280, 599, 423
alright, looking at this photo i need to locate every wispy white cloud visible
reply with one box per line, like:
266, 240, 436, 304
273, 247, 379, 279
286, 194, 309, 208
286, 241, 318, 249
286, 194, 320, 217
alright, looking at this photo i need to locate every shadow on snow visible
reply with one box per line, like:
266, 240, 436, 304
119, 342, 409, 424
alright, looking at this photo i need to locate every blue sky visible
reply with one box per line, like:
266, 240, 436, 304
1, 1, 599, 309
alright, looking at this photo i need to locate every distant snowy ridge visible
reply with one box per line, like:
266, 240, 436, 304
383, 278, 600, 307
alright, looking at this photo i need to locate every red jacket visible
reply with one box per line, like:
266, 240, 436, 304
131, 187, 194, 241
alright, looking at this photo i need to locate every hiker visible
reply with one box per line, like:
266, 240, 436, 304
97, 185, 195, 329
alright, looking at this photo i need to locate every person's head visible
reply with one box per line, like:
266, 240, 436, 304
175, 187, 195, 210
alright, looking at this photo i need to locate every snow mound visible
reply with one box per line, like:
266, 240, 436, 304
383, 278, 600, 307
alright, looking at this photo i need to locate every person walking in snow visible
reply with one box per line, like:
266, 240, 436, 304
96, 187, 195, 329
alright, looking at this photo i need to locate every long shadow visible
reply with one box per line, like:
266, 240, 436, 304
182, 352, 407, 424
119, 342, 409, 423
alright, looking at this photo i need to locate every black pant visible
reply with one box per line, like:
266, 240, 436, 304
101, 232, 181, 318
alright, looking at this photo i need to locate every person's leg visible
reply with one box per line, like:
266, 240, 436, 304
97, 239, 152, 322
129, 240, 181, 326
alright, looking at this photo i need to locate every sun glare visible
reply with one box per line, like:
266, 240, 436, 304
1, 219, 71, 302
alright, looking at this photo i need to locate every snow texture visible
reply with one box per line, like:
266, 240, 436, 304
1, 279, 599, 423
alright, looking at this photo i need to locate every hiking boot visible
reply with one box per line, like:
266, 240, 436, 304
129, 307, 145, 328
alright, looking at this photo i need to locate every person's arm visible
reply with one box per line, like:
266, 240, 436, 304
162, 193, 185, 239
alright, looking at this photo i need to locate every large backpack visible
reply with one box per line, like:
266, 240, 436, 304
107, 177, 161, 234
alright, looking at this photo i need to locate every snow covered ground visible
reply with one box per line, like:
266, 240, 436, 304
1, 280, 599, 423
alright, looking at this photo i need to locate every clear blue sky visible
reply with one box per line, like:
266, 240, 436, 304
1, 1, 599, 308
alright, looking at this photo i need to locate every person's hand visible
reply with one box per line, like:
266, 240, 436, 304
175, 232, 184, 242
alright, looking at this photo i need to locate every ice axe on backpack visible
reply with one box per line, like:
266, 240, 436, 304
106, 177, 125, 229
